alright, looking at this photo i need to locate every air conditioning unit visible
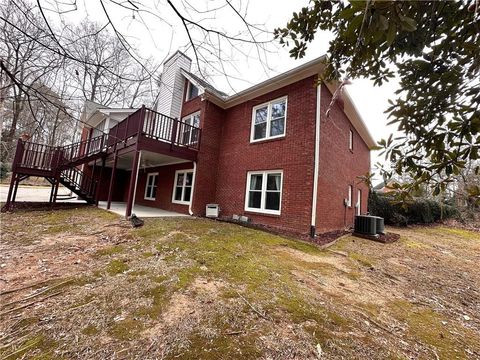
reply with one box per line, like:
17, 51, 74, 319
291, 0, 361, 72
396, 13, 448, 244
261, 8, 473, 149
206, 204, 220, 218
354, 215, 377, 236
374, 216, 385, 234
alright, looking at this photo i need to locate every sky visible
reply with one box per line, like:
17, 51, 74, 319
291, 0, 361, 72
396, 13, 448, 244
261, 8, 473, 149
43, 0, 400, 179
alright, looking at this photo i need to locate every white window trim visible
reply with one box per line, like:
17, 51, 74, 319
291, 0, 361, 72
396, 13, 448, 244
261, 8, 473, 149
250, 96, 288, 143
356, 189, 362, 215
347, 185, 353, 208
172, 169, 194, 205
349, 129, 353, 151
244, 170, 283, 215
144, 172, 158, 201
180, 111, 200, 146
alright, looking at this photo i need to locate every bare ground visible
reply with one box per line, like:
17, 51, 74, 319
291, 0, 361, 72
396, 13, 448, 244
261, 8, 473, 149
1, 206, 479, 359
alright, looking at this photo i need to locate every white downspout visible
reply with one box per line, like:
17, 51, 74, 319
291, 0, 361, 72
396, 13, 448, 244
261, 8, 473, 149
188, 161, 197, 216
131, 151, 142, 215
310, 82, 321, 237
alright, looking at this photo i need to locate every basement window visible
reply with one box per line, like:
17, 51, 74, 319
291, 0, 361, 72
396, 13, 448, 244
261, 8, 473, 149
251, 97, 287, 142
145, 173, 158, 200
172, 169, 194, 205
245, 170, 283, 215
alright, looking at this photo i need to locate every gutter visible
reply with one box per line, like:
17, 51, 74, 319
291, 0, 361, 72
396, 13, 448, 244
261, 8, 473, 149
189, 161, 197, 216
310, 82, 322, 238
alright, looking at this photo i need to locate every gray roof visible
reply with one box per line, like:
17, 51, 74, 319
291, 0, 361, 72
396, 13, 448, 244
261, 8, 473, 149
181, 70, 229, 99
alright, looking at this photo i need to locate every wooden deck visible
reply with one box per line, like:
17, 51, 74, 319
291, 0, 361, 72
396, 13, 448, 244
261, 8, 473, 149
3, 106, 202, 213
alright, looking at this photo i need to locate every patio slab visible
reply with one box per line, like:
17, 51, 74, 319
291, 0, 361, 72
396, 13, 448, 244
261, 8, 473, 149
97, 201, 189, 218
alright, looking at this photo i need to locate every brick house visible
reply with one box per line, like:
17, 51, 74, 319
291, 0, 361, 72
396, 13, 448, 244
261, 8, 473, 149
5, 51, 375, 237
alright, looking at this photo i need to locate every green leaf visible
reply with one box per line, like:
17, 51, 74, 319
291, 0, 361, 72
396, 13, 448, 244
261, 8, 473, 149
400, 17, 417, 32
386, 22, 396, 46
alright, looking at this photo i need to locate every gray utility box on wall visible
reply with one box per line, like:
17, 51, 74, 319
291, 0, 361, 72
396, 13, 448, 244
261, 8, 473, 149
206, 204, 220, 218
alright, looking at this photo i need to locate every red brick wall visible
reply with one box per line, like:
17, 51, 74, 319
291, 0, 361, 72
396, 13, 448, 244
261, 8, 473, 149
190, 101, 224, 215
179, 85, 225, 216
315, 84, 371, 232
134, 162, 194, 214
214, 76, 317, 234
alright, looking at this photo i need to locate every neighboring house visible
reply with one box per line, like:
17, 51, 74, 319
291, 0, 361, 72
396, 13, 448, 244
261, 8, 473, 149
5, 51, 375, 237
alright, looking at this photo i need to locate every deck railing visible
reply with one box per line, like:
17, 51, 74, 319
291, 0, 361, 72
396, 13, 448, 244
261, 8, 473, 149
61, 134, 106, 163
12, 106, 201, 174
107, 107, 201, 151
18, 142, 58, 171
143, 109, 201, 150
60, 166, 97, 197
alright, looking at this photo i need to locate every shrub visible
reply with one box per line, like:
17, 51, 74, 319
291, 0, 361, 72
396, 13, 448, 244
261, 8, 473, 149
368, 191, 459, 226
0, 162, 9, 180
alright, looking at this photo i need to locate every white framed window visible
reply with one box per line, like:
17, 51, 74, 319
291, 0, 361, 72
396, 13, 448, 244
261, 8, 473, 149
245, 170, 283, 215
347, 185, 353, 207
251, 96, 287, 142
356, 189, 362, 215
172, 169, 194, 205
349, 129, 353, 151
181, 112, 200, 146
144, 173, 158, 200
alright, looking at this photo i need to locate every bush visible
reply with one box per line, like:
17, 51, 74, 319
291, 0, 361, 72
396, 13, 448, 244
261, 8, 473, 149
0, 162, 9, 180
368, 191, 459, 226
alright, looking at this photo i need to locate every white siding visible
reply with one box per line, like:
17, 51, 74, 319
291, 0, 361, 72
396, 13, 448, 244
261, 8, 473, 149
156, 52, 192, 119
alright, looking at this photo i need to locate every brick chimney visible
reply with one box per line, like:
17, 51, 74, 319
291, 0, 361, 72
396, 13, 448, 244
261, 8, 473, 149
156, 51, 192, 119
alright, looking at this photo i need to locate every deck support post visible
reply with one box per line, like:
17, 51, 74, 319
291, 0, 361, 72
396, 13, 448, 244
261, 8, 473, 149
107, 151, 118, 210
96, 157, 105, 206
125, 150, 141, 218
52, 177, 60, 203
49, 179, 55, 203
5, 173, 18, 208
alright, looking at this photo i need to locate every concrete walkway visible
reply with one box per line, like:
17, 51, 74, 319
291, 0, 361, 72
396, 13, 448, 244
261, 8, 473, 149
97, 201, 189, 218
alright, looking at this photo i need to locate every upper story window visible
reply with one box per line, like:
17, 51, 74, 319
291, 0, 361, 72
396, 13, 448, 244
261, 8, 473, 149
181, 112, 200, 146
251, 96, 287, 142
349, 129, 353, 151
186, 82, 199, 101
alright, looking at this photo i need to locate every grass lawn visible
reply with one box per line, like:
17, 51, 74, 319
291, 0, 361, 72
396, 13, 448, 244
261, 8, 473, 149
1, 206, 479, 359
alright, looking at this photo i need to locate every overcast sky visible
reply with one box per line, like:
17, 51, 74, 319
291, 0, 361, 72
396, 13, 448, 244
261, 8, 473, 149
45, 0, 400, 177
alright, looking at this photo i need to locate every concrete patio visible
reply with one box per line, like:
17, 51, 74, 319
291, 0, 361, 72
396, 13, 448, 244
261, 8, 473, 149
0, 184, 85, 203
97, 201, 189, 218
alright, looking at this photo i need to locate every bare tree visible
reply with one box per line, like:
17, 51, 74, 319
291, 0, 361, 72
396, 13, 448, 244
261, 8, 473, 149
0, 0, 273, 162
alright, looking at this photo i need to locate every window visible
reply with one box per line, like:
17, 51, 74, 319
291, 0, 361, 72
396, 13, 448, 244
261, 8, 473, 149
356, 189, 362, 215
347, 185, 353, 207
172, 169, 194, 204
145, 173, 158, 200
251, 97, 287, 142
245, 170, 283, 215
181, 112, 200, 146
186, 82, 199, 101
349, 129, 353, 151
